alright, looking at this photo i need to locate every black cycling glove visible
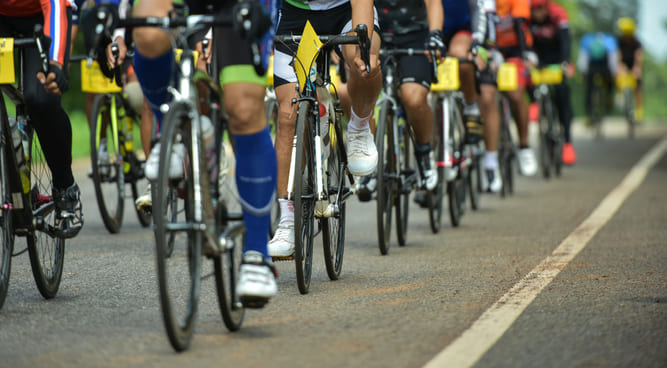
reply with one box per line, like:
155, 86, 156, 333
232, 0, 272, 41
426, 30, 446, 55
49, 64, 69, 93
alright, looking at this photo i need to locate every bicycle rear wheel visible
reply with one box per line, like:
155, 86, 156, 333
294, 102, 316, 294
0, 135, 14, 309
376, 101, 394, 255
428, 97, 444, 233
624, 89, 635, 139
448, 100, 466, 227
468, 146, 481, 210
538, 97, 552, 179
26, 128, 65, 299
90, 94, 124, 233
395, 118, 410, 247
322, 122, 346, 281
498, 99, 514, 198
154, 102, 201, 351
213, 202, 245, 331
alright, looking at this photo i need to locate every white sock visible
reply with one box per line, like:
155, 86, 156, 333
484, 151, 499, 170
348, 107, 372, 134
278, 198, 294, 226
464, 101, 480, 116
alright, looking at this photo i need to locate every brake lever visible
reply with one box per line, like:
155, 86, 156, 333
429, 49, 438, 84
33, 24, 51, 75
111, 43, 123, 87
355, 24, 371, 74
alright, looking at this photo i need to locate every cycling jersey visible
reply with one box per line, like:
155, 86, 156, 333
376, 0, 427, 35
285, 0, 348, 11
618, 35, 642, 69
442, 0, 485, 42
577, 32, 618, 75
529, 1, 570, 64
494, 0, 531, 49
0, 0, 70, 65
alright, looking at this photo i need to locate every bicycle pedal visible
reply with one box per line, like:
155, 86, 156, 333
240, 296, 269, 309
271, 255, 294, 262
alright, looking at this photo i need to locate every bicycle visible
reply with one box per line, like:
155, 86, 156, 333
75, 46, 151, 233
589, 71, 612, 139
274, 23, 371, 293
0, 26, 67, 309
430, 57, 482, 230
496, 61, 519, 197
90, 4, 271, 350
532, 65, 565, 179
373, 42, 438, 251
617, 72, 637, 139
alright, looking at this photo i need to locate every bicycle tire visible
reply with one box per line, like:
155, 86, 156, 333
468, 149, 481, 211
0, 128, 14, 309
428, 97, 444, 233
213, 203, 245, 331
538, 97, 552, 179
448, 101, 466, 227
551, 100, 564, 178
395, 118, 410, 247
154, 102, 201, 352
26, 127, 65, 299
322, 122, 346, 281
498, 99, 514, 198
376, 100, 394, 255
294, 102, 316, 294
90, 94, 124, 233
130, 181, 152, 227
624, 89, 635, 139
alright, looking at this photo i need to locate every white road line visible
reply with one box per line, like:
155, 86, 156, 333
424, 136, 667, 368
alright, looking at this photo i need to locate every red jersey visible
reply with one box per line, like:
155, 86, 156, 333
529, 1, 570, 63
0, 0, 70, 65
495, 0, 532, 49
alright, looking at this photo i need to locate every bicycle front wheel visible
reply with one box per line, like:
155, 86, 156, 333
154, 102, 201, 351
376, 101, 394, 255
26, 128, 65, 299
428, 96, 445, 233
90, 94, 124, 233
538, 97, 552, 179
322, 122, 346, 281
294, 102, 316, 294
0, 135, 14, 309
214, 202, 245, 331
395, 118, 410, 247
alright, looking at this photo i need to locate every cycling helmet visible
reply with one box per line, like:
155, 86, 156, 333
531, 0, 548, 8
617, 17, 636, 36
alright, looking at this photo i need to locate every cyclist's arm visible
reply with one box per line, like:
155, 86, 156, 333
350, 0, 375, 34
633, 45, 643, 77
41, 0, 71, 67
468, 0, 487, 45
425, 0, 443, 32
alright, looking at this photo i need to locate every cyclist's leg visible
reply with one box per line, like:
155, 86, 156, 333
216, 19, 278, 300
394, 30, 436, 190
505, 58, 536, 176
341, 9, 382, 176
479, 75, 502, 192
449, 30, 483, 143
555, 79, 576, 164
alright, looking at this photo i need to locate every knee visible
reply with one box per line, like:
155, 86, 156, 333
132, 28, 171, 57
401, 88, 428, 112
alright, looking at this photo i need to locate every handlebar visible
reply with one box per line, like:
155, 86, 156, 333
274, 24, 372, 73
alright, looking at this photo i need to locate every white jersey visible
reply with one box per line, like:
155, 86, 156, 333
285, 0, 349, 11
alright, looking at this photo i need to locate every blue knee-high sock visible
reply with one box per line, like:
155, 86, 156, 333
132, 47, 175, 128
234, 128, 277, 258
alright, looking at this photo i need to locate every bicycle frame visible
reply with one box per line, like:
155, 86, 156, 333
0, 41, 56, 237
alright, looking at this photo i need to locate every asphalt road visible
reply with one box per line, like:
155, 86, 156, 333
0, 119, 665, 368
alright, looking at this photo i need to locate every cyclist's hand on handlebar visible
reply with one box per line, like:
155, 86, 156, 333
36, 61, 68, 96
425, 30, 445, 62
105, 36, 126, 68
563, 62, 576, 79
470, 39, 488, 70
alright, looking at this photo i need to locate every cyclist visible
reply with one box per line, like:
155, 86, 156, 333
478, 0, 537, 191
577, 31, 619, 126
268, 0, 382, 258
528, 0, 576, 165
0, 0, 84, 238
441, 0, 487, 144
616, 17, 643, 123
367, 0, 444, 205
92, 0, 280, 306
